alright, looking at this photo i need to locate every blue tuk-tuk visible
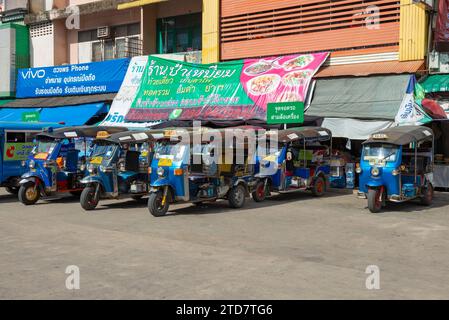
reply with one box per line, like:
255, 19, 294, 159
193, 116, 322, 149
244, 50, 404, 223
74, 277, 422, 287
251, 127, 332, 202
147, 127, 258, 217
0, 121, 61, 195
18, 126, 126, 205
358, 126, 434, 213
79, 130, 159, 210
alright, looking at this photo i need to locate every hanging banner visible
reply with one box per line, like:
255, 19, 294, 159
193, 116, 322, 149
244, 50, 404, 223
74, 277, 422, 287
125, 53, 328, 122
435, 0, 449, 51
16, 58, 130, 98
100, 56, 149, 127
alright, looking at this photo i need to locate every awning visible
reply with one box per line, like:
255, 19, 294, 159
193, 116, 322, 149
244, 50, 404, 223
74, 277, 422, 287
1, 93, 115, 108
315, 60, 425, 78
117, 0, 167, 10
321, 118, 395, 140
307, 75, 411, 120
0, 103, 108, 126
420, 74, 449, 93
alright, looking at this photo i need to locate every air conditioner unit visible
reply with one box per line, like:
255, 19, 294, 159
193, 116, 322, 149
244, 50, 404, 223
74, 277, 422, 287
97, 26, 111, 39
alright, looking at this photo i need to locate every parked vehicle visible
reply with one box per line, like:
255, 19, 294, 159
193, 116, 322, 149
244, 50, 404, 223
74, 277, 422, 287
251, 127, 332, 202
79, 130, 160, 210
0, 121, 62, 195
18, 126, 126, 205
147, 127, 258, 217
358, 126, 434, 213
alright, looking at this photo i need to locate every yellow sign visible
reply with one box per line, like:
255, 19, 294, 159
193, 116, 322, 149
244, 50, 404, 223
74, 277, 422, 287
90, 156, 103, 164
263, 155, 277, 162
158, 158, 172, 167
34, 152, 49, 160
96, 131, 110, 139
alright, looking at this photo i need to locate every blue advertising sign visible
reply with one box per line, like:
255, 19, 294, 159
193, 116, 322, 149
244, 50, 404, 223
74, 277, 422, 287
16, 58, 130, 98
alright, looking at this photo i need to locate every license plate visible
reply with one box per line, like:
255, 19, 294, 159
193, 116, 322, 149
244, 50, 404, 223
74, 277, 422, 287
158, 158, 172, 167
90, 156, 103, 164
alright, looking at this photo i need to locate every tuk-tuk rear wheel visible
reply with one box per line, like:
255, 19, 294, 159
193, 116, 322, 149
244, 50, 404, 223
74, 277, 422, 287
228, 184, 246, 208
80, 186, 99, 211
148, 190, 170, 217
18, 183, 40, 205
420, 184, 433, 206
367, 188, 382, 213
311, 177, 326, 197
252, 181, 267, 202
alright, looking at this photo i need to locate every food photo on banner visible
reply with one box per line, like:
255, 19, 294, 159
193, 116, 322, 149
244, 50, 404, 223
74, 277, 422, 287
123, 53, 329, 122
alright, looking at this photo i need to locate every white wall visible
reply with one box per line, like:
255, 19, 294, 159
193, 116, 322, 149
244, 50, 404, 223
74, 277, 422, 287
0, 27, 15, 96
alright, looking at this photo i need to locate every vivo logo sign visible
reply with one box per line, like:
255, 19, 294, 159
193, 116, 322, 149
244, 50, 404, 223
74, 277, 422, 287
21, 69, 46, 79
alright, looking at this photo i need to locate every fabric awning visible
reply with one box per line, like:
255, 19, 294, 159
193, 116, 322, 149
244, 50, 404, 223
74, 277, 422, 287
0, 103, 108, 126
420, 74, 449, 93
1, 93, 115, 108
307, 75, 411, 120
321, 118, 395, 140
315, 60, 425, 78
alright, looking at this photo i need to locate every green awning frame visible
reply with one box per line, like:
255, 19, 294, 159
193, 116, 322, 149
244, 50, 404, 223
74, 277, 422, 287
307, 75, 411, 120
0, 99, 13, 106
420, 74, 449, 93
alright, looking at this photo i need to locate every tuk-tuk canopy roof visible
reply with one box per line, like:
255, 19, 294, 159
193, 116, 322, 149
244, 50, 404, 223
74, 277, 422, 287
36, 126, 127, 140
0, 121, 63, 131
363, 126, 434, 145
103, 130, 162, 144
264, 127, 332, 143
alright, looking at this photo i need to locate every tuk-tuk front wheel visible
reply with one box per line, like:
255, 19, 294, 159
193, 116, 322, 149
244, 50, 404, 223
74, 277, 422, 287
367, 188, 383, 213
18, 183, 40, 205
228, 184, 246, 208
5, 186, 19, 195
420, 184, 434, 206
148, 190, 170, 217
80, 186, 100, 211
311, 176, 326, 197
252, 181, 268, 202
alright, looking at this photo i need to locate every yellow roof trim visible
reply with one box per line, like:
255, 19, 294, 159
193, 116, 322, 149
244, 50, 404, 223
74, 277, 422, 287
118, 0, 167, 10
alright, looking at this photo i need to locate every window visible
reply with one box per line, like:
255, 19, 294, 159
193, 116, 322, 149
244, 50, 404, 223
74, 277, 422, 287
78, 23, 141, 62
157, 13, 202, 54
6, 131, 35, 143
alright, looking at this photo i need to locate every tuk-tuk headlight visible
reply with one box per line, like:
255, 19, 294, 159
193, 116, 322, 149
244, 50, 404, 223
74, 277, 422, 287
88, 164, 96, 174
371, 167, 380, 177
29, 160, 35, 169
99, 165, 106, 173
356, 167, 362, 174
392, 169, 399, 176
157, 167, 165, 177
21, 160, 26, 167
80, 164, 86, 171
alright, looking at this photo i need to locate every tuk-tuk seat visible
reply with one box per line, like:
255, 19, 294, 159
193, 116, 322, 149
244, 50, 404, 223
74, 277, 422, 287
65, 149, 79, 172
125, 151, 140, 172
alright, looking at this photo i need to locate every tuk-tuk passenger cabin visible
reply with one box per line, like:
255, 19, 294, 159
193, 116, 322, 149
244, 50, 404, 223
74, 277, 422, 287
358, 125, 434, 213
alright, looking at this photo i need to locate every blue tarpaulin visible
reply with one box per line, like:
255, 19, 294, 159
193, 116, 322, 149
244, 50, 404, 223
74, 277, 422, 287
0, 103, 108, 125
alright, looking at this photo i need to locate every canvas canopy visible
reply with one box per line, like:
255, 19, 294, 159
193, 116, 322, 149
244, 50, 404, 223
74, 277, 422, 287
307, 75, 411, 120
363, 126, 434, 146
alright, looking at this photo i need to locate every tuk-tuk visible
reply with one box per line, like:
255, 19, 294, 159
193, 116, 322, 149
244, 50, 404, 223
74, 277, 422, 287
0, 121, 62, 195
79, 130, 160, 210
251, 127, 332, 201
147, 127, 258, 216
18, 126, 126, 205
358, 126, 434, 213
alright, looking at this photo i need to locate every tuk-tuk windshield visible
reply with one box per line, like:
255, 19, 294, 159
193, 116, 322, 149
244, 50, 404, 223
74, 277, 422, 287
363, 143, 399, 163
90, 144, 117, 161
154, 141, 186, 162
33, 141, 57, 155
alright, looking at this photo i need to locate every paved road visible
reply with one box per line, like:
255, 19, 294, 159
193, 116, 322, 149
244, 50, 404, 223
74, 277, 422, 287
1, 188, 449, 299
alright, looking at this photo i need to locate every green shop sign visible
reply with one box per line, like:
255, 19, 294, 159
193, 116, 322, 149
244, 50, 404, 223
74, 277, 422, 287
266, 101, 304, 124
21, 111, 40, 122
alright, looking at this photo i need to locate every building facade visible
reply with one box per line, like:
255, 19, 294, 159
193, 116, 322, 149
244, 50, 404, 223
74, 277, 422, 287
24, 0, 220, 67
